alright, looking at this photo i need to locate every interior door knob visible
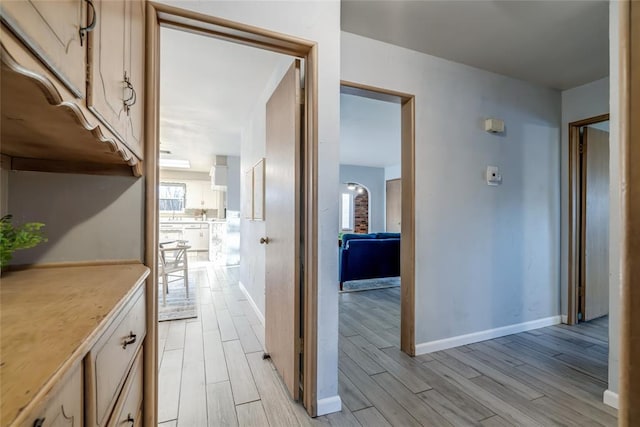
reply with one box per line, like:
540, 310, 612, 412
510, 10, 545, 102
259, 237, 270, 244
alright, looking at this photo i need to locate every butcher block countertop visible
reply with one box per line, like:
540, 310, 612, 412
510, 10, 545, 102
0, 263, 150, 427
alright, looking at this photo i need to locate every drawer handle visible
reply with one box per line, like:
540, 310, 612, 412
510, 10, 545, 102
33, 418, 45, 427
126, 413, 135, 426
79, 0, 97, 47
122, 331, 137, 349
123, 73, 137, 115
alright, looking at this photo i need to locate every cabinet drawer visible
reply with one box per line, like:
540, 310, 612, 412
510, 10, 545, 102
21, 366, 83, 427
86, 286, 146, 427
0, 0, 87, 98
106, 348, 143, 427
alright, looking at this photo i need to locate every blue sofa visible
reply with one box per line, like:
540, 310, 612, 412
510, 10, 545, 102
339, 232, 401, 290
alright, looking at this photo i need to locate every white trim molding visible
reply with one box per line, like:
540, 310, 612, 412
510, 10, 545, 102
603, 389, 619, 409
415, 316, 562, 355
238, 281, 265, 325
561, 314, 568, 324
316, 395, 342, 416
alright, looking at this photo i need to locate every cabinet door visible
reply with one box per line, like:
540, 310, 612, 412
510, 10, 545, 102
184, 181, 201, 210
1, 0, 87, 98
124, 0, 144, 154
87, 0, 144, 159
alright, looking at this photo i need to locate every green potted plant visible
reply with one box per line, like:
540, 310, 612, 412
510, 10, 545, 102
0, 214, 47, 269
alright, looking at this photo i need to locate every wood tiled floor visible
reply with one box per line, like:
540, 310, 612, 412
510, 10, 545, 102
158, 267, 617, 426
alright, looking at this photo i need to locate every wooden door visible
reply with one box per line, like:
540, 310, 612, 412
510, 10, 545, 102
582, 127, 609, 321
386, 178, 401, 232
264, 60, 302, 400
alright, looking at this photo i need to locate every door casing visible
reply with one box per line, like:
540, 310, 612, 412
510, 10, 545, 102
340, 81, 416, 355
144, 2, 319, 422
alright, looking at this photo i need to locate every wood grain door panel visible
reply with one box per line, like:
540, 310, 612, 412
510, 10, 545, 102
583, 127, 609, 321
386, 178, 401, 232
264, 60, 301, 400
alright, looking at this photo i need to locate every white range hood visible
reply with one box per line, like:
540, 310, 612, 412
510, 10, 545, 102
210, 155, 228, 190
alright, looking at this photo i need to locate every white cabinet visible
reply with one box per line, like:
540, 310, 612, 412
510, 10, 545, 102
182, 224, 209, 251
184, 180, 219, 211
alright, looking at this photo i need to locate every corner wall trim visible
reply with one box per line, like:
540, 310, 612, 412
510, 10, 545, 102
561, 315, 568, 324
603, 389, 619, 409
415, 316, 562, 355
316, 395, 342, 416
238, 280, 265, 326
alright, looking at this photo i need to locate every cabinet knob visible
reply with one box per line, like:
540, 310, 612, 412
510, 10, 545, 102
33, 418, 45, 427
259, 237, 270, 245
126, 413, 135, 426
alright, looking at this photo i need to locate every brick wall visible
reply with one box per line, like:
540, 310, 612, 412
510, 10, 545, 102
354, 190, 369, 233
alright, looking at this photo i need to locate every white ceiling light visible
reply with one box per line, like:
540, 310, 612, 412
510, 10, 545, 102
159, 158, 191, 169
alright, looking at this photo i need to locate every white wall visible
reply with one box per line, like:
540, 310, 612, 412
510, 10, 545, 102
385, 164, 401, 182
339, 164, 385, 232
342, 32, 562, 347
7, 171, 144, 264
238, 60, 290, 323
157, 0, 342, 411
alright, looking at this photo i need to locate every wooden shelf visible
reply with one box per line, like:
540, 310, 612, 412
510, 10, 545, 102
0, 38, 142, 177
0, 263, 150, 427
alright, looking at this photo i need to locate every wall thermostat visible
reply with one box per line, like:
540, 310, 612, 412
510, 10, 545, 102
486, 166, 502, 186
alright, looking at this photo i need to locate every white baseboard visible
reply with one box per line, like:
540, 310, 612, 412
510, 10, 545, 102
561, 315, 568, 324
603, 389, 619, 409
316, 395, 342, 416
238, 281, 265, 325
415, 316, 562, 355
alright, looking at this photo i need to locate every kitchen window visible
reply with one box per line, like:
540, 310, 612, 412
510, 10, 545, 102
159, 182, 186, 212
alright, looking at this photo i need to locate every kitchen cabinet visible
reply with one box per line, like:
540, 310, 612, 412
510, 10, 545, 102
182, 224, 209, 251
87, 0, 145, 159
0, 0, 87, 99
185, 180, 219, 211
0, 0, 144, 176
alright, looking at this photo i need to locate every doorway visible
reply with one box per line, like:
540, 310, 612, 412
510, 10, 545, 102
339, 81, 415, 355
145, 4, 319, 423
568, 114, 610, 325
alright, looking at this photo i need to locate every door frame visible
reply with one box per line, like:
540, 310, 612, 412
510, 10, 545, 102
340, 81, 416, 355
620, 0, 639, 420
144, 2, 319, 422
567, 113, 609, 325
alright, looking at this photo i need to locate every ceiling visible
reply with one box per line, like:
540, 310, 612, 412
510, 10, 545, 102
161, 1, 609, 174
341, 0, 609, 90
160, 27, 289, 172
340, 93, 401, 168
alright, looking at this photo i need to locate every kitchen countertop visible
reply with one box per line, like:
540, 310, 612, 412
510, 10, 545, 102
160, 219, 226, 224
0, 263, 150, 427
